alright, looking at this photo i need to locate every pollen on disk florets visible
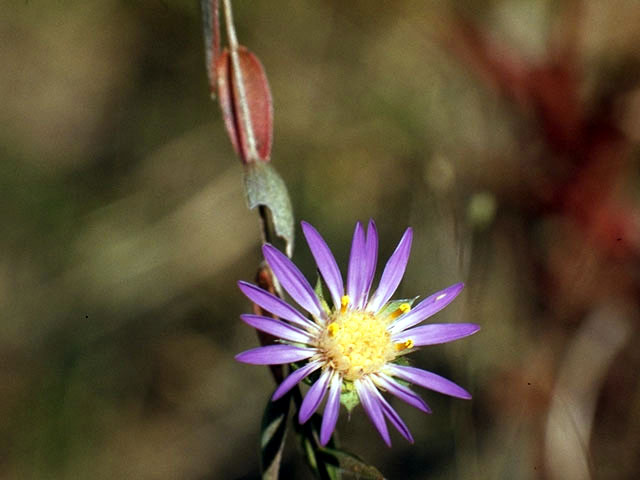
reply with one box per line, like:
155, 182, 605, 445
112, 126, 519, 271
316, 296, 400, 381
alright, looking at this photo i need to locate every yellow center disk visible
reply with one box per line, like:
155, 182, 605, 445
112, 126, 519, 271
318, 310, 397, 381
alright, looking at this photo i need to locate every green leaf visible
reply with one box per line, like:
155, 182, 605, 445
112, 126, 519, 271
294, 411, 341, 480
318, 447, 386, 480
339, 380, 360, 413
260, 390, 291, 480
244, 162, 295, 256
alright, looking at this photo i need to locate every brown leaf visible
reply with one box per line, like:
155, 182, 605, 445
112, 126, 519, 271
216, 47, 273, 163
200, 0, 220, 97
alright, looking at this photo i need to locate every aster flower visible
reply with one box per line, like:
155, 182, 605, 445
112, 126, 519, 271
236, 220, 479, 446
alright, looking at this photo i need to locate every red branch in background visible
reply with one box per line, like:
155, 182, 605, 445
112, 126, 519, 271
441, 5, 640, 475
442, 3, 639, 264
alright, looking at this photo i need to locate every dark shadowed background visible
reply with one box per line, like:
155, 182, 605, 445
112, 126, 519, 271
2, 1, 640, 478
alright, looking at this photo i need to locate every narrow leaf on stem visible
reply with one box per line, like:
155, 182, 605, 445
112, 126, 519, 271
318, 447, 386, 480
218, 0, 274, 163
260, 390, 291, 480
244, 162, 294, 256
216, 48, 274, 163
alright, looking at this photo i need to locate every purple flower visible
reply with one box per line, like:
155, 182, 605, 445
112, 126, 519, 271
236, 220, 480, 446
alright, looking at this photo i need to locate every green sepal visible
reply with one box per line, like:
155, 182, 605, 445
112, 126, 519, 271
392, 356, 411, 367
377, 296, 419, 319
314, 276, 332, 317
260, 388, 291, 479
244, 162, 295, 256
302, 365, 322, 386
339, 380, 360, 413
389, 357, 412, 388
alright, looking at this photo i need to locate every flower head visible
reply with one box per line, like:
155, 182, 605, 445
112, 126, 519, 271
236, 220, 479, 446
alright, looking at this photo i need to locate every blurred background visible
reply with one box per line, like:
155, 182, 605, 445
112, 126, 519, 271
2, 0, 640, 478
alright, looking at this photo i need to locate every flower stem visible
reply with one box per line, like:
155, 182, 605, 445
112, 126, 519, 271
222, 0, 259, 162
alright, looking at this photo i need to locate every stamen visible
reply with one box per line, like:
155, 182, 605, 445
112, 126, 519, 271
327, 322, 339, 337
390, 302, 411, 319
395, 338, 414, 351
340, 295, 350, 313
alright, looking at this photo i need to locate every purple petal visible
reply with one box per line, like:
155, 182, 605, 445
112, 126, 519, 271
393, 323, 480, 346
301, 221, 344, 310
240, 314, 313, 344
389, 283, 464, 334
263, 244, 325, 320
347, 222, 366, 309
235, 345, 316, 365
355, 379, 391, 446
388, 364, 472, 399
272, 361, 321, 400
238, 281, 319, 331
374, 374, 431, 413
358, 220, 378, 309
367, 228, 413, 313
320, 374, 342, 446
299, 369, 331, 423
371, 384, 413, 443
